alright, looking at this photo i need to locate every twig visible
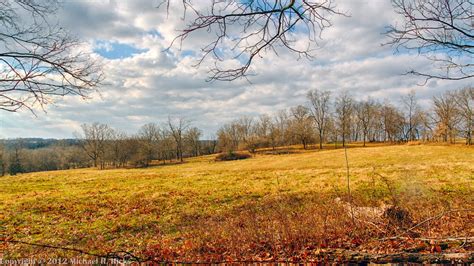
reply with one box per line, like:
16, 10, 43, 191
382, 208, 474, 239
460, 236, 470, 248
373, 172, 399, 206
361, 220, 387, 234
382, 236, 474, 242
1, 238, 147, 262
344, 146, 355, 225
3, 237, 474, 263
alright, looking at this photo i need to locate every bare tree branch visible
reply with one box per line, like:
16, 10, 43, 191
0, 0, 103, 113
385, 0, 473, 81
162, 0, 345, 81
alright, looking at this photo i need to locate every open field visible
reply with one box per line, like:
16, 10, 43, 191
1, 144, 473, 262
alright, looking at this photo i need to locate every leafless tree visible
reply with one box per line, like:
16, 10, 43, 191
418, 109, 435, 142
369, 102, 385, 142
355, 98, 376, 147
138, 123, 161, 167
168, 116, 190, 162
454, 86, 473, 145
79, 123, 113, 169
0, 0, 103, 113
267, 116, 281, 150
270, 110, 287, 147
108, 130, 131, 168
381, 101, 405, 142
0, 140, 5, 176
335, 91, 353, 147
201, 134, 218, 154
433, 91, 461, 143
241, 117, 264, 154
8, 140, 24, 175
401, 90, 422, 141
255, 114, 271, 141
235, 116, 254, 146
290, 105, 314, 149
216, 127, 232, 153
163, 0, 344, 81
159, 131, 176, 164
255, 114, 281, 151
325, 115, 338, 148
185, 127, 202, 157
307, 89, 331, 149
386, 0, 473, 81
217, 122, 240, 153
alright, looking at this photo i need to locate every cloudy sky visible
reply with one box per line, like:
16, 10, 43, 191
1, 0, 472, 139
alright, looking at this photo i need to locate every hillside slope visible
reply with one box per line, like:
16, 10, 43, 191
1, 145, 473, 261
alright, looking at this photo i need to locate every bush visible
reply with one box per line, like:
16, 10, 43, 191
215, 151, 251, 161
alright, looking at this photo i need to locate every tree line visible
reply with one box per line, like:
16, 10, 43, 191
217, 87, 473, 154
1, 87, 472, 175
0, 117, 218, 175
77, 117, 217, 170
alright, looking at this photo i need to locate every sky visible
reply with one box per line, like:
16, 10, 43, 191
0, 0, 472, 139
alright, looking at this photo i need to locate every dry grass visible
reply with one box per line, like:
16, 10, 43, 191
0, 144, 473, 261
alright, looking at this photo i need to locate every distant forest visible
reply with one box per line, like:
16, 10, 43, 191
1, 87, 472, 175
2, 138, 80, 150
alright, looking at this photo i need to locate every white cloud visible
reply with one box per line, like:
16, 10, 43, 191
1, 0, 472, 139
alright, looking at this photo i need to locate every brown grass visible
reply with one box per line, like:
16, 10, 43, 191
0, 144, 473, 262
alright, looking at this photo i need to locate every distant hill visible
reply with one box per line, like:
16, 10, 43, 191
1, 138, 215, 150
1, 138, 80, 149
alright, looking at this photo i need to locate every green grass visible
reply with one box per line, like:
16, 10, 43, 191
0, 144, 473, 258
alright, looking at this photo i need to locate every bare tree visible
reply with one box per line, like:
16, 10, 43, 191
235, 116, 254, 148
255, 114, 271, 142
255, 114, 281, 151
159, 131, 176, 164
0, 0, 103, 113
79, 123, 113, 169
267, 117, 281, 151
381, 101, 405, 142
307, 89, 331, 149
137, 123, 161, 167
168, 116, 190, 162
274, 109, 291, 147
369, 102, 385, 142
108, 130, 131, 168
335, 91, 353, 147
290, 105, 314, 149
185, 127, 202, 157
355, 98, 376, 147
401, 90, 422, 141
418, 109, 434, 142
386, 0, 473, 81
8, 140, 24, 175
454, 87, 473, 145
201, 134, 218, 155
163, 0, 343, 81
433, 91, 460, 143
217, 121, 240, 153
0, 140, 5, 176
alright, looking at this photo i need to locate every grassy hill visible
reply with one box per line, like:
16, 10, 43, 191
1, 144, 473, 261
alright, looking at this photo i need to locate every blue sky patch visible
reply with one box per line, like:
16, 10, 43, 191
181, 50, 195, 57
146, 29, 164, 39
94, 40, 148, 59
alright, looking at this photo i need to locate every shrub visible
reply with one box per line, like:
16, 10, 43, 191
215, 151, 251, 161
